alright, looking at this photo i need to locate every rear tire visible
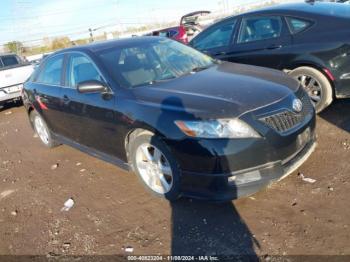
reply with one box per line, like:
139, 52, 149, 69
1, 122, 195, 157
289, 66, 333, 113
128, 130, 181, 201
30, 111, 59, 148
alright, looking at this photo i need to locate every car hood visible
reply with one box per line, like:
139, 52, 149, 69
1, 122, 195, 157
132, 62, 300, 119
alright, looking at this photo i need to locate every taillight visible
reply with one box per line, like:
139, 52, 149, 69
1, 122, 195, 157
178, 26, 188, 43
323, 68, 335, 82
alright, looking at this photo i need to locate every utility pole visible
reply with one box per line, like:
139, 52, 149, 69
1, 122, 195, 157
89, 28, 94, 42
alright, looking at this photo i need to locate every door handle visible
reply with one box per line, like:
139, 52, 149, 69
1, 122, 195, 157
213, 51, 227, 56
266, 44, 282, 50
63, 95, 70, 103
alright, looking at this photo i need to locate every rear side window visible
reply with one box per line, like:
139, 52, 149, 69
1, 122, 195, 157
1, 55, 19, 67
191, 19, 237, 50
238, 16, 282, 43
36, 55, 64, 86
286, 17, 312, 34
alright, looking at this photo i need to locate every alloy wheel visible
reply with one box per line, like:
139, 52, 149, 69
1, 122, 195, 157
297, 74, 322, 107
135, 143, 173, 194
34, 116, 50, 145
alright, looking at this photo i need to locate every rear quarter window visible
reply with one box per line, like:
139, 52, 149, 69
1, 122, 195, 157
286, 17, 312, 34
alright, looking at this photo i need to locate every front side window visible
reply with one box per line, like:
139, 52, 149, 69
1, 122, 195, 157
286, 17, 311, 34
238, 16, 282, 43
191, 19, 236, 50
98, 39, 214, 88
1, 55, 19, 67
36, 55, 64, 86
68, 54, 103, 88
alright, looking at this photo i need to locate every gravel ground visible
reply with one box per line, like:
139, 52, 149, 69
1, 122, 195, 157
0, 100, 349, 259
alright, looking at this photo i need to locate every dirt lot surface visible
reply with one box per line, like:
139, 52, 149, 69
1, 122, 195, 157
0, 100, 349, 259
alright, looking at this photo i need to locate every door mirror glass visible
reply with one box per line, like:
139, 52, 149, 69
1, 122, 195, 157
77, 80, 107, 94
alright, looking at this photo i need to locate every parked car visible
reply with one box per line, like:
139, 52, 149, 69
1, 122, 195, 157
147, 11, 210, 44
0, 54, 34, 106
190, 2, 350, 113
23, 37, 316, 201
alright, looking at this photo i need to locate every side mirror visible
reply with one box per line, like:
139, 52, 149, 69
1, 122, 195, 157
77, 80, 108, 94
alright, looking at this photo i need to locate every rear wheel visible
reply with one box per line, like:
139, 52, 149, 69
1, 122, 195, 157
289, 66, 333, 113
128, 130, 181, 201
30, 111, 59, 148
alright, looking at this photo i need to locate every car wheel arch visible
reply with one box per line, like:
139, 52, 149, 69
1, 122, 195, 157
286, 63, 335, 90
124, 127, 166, 169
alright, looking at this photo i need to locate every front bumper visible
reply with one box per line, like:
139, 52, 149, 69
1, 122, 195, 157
179, 136, 316, 201
164, 89, 316, 201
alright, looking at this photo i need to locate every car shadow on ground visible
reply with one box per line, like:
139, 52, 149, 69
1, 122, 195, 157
0, 101, 23, 113
170, 199, 259, 259
319, 99, 350, 133
155, 96, 259, 258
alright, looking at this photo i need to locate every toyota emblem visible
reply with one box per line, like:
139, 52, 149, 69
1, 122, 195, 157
293, 99, 303, 113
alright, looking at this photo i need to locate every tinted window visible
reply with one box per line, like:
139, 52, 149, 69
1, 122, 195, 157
68, 54, 103, 88
286, 17, 311, 34
1, 55, 19, 67
168, 29, 178, 38
191, 19, 236, 50
98, 39, 214, 88
36, 55, 64, 86
238, 16, 282, 43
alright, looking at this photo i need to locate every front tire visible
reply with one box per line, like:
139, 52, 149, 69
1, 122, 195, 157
128, 130, 181, 201
289, 66, 333, 113
30, 111, 59, 148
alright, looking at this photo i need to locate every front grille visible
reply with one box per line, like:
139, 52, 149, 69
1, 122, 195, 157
260, 91, 313, 133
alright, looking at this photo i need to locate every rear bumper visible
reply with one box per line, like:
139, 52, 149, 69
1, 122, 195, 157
0, 84, 22, 103
180, 136, 316, 201
0, 91, 21, 103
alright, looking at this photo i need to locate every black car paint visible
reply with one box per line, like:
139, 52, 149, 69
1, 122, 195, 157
190, 2, 350, 98
23, 37, 316, 200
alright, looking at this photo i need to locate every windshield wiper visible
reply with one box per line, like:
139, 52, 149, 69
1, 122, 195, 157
131, 76, 177, 88
150, 76, 178, 84
191, 65, 212, 73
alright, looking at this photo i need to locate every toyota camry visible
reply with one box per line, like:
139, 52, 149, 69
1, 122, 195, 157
23, 37, 316, 201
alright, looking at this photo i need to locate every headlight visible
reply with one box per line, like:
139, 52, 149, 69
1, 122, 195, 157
175, 119, 261, 139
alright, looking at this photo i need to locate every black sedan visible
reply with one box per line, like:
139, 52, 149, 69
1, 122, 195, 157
23, 37, 316, 201
190, 2, 350, 113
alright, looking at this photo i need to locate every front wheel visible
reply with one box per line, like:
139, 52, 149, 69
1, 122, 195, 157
128, 130, 181, 201
289, 66, 333, 113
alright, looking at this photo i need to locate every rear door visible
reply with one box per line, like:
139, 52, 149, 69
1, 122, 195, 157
60, 52, 117, 156
227, 15, 292, 69
30, 54, 65, 134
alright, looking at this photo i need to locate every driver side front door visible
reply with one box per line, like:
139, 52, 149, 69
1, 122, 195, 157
60, 53, 119, 156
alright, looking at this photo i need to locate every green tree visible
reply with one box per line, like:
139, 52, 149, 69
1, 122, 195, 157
5, 41, 23, 54
51, 36, 72, 50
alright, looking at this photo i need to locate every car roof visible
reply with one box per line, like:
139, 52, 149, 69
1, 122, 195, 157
55, 36, 163, 55
223, 2, 350, 19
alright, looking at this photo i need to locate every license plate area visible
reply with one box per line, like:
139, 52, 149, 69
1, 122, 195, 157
282, 127, 311, 165
4, 84, 22, 94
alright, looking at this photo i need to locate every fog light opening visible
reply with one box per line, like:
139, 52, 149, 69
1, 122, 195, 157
228, 170, 262, 185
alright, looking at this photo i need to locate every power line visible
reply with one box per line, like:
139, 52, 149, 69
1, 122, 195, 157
0, 3, 112, 21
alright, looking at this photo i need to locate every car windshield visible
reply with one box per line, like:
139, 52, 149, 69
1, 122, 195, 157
98, 38, 214, 88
